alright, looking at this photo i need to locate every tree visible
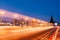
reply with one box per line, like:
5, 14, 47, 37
50, 16, 54, 23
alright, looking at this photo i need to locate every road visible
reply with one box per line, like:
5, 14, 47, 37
56, 26, 60, 40
0, 26, 58, 40
32, 28, 56, 40
21, 28, 56, 40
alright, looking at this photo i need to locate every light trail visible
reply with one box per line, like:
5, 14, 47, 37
0, 26, 54, 40
41, 28, 56, 40
48, 27, 59, 40
32, 28, 56, 40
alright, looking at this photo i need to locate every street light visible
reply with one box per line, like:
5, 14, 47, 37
31, 18, 37, 26
0, 11, 5, 15
0, 11, 5, 22
37, 19, 40, 22
54, 23, 58, 26
13, 14, 18, 18
32, 18, 36, 22
24, 17, 29, 20
13, 14, 18, 26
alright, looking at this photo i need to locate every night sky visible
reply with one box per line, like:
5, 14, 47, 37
0, 0, 60, 22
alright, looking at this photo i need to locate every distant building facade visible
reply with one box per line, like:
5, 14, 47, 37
0, 9, 53, 27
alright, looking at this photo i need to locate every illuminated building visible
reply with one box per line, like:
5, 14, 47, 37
0, 9, 52, 27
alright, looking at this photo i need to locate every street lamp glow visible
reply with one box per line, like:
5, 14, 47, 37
24, 17, 29, 20
13, 14, 18, 18
32, 18, 36, 22
37, 19, 40, 22
0, 11, 5, 22
54, 23, 58, 26
0, 11, 5, 15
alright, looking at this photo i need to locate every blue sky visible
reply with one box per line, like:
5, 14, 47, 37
0, 0, 60, 22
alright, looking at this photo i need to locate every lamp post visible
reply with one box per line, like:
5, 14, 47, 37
0, 11, 5, 22
31, 18, 37, 27
24, 17, 29, 26
13, 14, 18, 26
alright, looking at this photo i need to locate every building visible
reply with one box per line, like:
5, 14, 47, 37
0, 9, 52, 27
